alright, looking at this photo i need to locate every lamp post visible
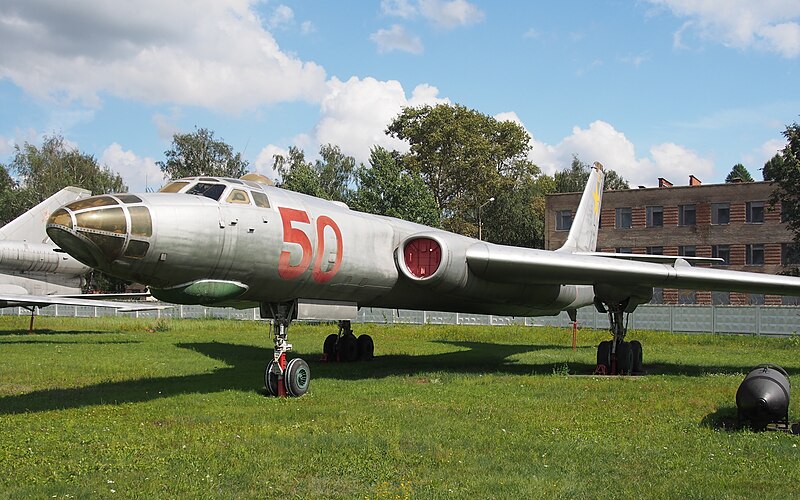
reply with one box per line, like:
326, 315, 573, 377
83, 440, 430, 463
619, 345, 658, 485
478, 197, 495, 241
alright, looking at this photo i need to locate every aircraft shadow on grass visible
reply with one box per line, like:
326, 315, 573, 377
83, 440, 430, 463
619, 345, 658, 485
1, 340, 797, 415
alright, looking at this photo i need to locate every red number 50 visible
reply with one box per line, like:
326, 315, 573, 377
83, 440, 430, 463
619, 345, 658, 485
278, 207, 343, 283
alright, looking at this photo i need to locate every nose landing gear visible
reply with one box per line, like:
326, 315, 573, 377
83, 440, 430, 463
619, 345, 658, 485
263, 302, 311, 397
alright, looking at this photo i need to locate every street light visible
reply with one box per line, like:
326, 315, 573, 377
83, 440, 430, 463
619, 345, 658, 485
478, 197, 495, 241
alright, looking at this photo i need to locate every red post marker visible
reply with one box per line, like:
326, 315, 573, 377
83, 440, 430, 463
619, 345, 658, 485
572, 321, 578, 351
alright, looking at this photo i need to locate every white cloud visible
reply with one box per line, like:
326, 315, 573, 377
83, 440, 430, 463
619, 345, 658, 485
100, 143, 164, 192
0, 0, 328, 112
382, 0, 484, 28
0, 135, 12, 157
494, 114, 715, 187
268, 5, 294, 29
313, 76, 448, 164
649, 0, 800, 57
254, 144, 288, 179
300, 20, 316, 35
370, 24, 424, 54
381, 0, 417, 19
152, 109, 183, 143
419, 0, 484, 28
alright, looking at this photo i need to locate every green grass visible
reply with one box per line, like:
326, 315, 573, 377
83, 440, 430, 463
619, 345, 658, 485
1, 316, 799, 498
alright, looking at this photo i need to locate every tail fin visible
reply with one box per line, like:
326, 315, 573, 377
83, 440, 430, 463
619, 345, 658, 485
0, 186, 91, 243
556, 162, 605, 254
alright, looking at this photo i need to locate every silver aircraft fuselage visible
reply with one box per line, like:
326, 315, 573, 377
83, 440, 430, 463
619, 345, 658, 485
45, 177, 593, 316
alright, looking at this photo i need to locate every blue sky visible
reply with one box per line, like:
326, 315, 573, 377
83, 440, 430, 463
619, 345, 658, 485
0, 0, 798, 192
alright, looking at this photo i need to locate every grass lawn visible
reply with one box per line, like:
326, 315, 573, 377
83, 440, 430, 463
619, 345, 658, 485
0, 316, 799, 498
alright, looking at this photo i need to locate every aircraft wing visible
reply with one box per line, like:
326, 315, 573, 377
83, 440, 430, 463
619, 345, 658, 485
466, 243, 800, 296
0, 294, 168, 312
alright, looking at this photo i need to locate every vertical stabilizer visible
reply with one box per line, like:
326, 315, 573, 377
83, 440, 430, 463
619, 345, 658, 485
556, 162, 605, 254
0, 187, 91, 243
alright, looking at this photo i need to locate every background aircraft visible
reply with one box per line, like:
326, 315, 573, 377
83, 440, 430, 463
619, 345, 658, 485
0, 187, 161, 331
45, 167, 800, 396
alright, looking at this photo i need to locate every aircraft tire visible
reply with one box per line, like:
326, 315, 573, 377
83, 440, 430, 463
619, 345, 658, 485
338, 333, 358, 362
596, 341, 612, 371
264, 360, 279, 396
630, 340, 643, 374
323, 334, 338, 360
616, 341, 633, 375
357, 334, 374, 361
285, 358, 311, 397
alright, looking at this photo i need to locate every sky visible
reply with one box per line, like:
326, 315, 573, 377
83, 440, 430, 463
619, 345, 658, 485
0, 0, 799, 192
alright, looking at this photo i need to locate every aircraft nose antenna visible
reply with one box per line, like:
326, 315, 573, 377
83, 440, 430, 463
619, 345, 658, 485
46, 194, 152, 269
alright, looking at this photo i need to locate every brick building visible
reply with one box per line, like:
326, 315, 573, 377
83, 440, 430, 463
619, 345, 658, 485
545, 177, 800, 305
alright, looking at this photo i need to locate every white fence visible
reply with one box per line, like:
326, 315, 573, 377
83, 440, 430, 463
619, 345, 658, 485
4, 303, 800, 336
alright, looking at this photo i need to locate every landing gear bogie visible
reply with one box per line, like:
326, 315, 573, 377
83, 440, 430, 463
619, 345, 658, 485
323, 321, 374, 363
593, 298, 645, 376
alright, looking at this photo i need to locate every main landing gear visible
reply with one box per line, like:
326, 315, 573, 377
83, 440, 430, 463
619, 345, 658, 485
264, 303, 311, 397
323, 320, 374, 363
593, 300, 644, 376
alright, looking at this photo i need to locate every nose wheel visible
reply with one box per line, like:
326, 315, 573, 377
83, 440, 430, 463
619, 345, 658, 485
263, 302, 311, 397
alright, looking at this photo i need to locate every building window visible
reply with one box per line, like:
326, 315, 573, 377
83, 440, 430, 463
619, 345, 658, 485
646, 246, 663, 255
616, 207, 632, 229
616, 247, 632, 254
711, 203, 730, 225
782, 295, 800, 305
650, 288, 663, 304
678, 290, 696, 304
556, 210, 572, 231
646, 206, 663, 227
782, 243, 800, 266
679, 245, 696, 257
712, 245, 730, 265
746, 244, 764, 265
678, 204, 696, 226
746, 201, 764, 224
712, 291, 730, 305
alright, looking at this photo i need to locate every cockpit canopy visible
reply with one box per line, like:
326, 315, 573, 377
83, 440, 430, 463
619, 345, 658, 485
158, 176, 272, 208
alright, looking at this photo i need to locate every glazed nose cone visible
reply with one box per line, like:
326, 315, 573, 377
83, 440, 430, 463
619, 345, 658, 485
46, 194, 152, 270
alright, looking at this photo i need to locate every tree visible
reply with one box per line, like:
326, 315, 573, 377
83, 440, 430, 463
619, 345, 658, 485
350, 146, 439, 226
386, 103, 538, 234
481, 174, 555, 248
0, 134, 126, 224
315, 144, 356, 203
763, 152, 786, 181
553, 155, 629, 193
766, 122, 800, 242
273, 146, 324, 198
273, 144, 357, 202
725, 163, 754, 183
158, 127, 248, 180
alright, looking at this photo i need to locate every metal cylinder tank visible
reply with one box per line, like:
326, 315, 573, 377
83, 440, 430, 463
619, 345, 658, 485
735, 364, 791, 429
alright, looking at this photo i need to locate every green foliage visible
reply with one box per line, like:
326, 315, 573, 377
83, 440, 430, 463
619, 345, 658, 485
274, 144, 356, 203
554, 155, 629, 193
0, 134, 126, 224
725, 163, 754, 183
350, 146, 440, 226
480, 174, 554, 248
765, 122, 800, 242
157, 127, 248, 180
387, 103, 538, 234
763, 152, 786, 181
1, 317, 799, 497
